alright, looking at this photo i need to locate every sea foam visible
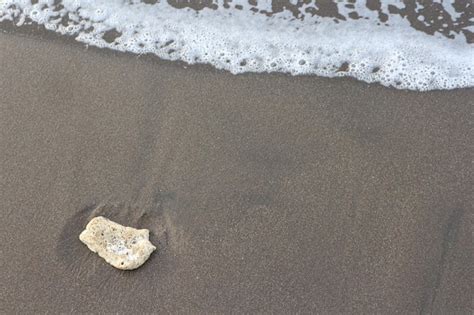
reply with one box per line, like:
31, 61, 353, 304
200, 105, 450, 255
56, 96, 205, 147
1, 0, 472, 91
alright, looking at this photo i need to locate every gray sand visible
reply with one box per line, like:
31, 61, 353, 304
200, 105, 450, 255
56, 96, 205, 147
0, 31, 472, 313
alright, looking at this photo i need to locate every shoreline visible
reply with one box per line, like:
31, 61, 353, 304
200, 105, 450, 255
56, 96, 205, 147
2, 20, 471, 93
0, 29, 472, 313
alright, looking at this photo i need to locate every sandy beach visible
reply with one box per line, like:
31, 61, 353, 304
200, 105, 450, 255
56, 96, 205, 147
0, 30, 472, 313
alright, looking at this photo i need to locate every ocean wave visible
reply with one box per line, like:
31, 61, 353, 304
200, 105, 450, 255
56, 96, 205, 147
1, 0, 473, 90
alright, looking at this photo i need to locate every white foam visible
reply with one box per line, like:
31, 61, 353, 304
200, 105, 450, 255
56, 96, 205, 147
1, 0, 473, 91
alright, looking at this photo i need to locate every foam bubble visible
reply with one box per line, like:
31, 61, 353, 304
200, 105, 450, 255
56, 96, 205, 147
0, 0, 472, 91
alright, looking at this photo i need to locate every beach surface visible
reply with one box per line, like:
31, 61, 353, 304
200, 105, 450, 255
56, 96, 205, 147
0, 31, 472, 313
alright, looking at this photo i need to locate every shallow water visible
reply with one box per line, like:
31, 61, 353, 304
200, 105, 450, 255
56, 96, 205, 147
1, 0, 473, 90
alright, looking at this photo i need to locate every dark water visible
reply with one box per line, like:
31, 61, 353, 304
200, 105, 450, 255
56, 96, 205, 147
166, 0, 473, 43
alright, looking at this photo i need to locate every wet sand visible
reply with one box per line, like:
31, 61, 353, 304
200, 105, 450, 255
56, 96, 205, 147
0, 31, 472, 313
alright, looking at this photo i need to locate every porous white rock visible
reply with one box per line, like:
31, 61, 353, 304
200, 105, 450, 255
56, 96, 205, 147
79, 216, 156, 270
